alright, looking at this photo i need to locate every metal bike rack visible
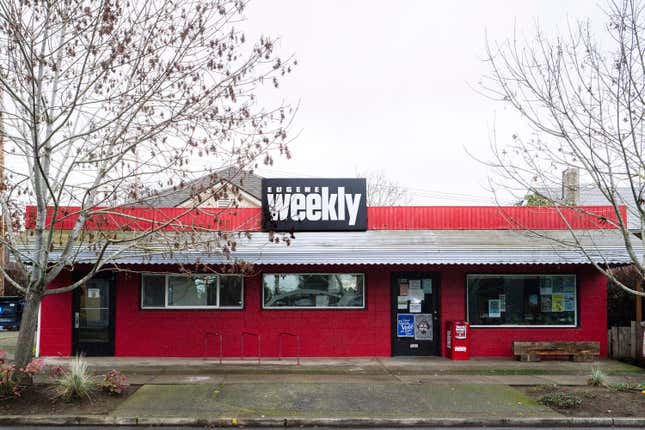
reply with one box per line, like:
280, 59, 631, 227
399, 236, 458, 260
203, 332, 223, 364
241, 331, 261, 364
278, 332, 301, 366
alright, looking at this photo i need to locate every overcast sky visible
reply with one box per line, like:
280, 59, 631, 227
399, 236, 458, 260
242, 1, 607, 205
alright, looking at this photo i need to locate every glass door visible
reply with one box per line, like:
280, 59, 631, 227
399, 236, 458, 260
72, 274, 115, 356
391, 272, 440, 356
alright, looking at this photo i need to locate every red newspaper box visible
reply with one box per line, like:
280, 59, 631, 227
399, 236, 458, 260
446, 321, 471, 360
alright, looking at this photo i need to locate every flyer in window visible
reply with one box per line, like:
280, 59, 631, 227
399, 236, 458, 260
397, 296, 408, 310
564, 293, 575, 311
422, 279, 432, 293
399, 281, 409, 296
529, 294, 538, 306
541, 295, 552, 312
409, 287, 424, 301
552, 293, 564, 312
563, 283, 575, 294
539, 286, 552, 295
488, 299, 501, 318
409, 279, 421, 289
410, 301, 422, 313
499, 294, 506, 311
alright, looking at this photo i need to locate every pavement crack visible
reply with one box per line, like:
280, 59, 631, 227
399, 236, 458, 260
375, 357, 404, 383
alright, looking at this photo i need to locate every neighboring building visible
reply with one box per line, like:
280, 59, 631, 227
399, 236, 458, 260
532, 168, 641, 234
30, 178, 638, 359
135, 166, 262, 209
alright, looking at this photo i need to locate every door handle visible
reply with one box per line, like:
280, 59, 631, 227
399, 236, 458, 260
74, 312, 80, 329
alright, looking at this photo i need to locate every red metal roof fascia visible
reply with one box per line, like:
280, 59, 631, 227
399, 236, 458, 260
24, 206, 263, 231
366, 206, 626, 230
24, 205, 625, 231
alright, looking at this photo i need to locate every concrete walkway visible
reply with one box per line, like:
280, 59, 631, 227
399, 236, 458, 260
41, 355, 644, 374
39, 356, 645, 386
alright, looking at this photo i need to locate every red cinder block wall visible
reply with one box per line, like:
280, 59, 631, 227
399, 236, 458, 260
113, 265, 392, 357
39, 264, 607, 358
39, 272, 73, 357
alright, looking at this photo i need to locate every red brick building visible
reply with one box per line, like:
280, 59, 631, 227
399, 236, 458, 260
33, 200, 630, 359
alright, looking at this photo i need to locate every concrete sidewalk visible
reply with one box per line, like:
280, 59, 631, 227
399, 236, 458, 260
104, 371, 645, 386
111, 382, 560, 419
42, 355, 645, 375
38, 355, 645, 386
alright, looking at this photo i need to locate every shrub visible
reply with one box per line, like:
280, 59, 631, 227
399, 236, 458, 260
100, 369, 129, 395
538, 392, 583, 409
587, 367, 607, 387
0, 357, 45, 399
51, 355, 96, 401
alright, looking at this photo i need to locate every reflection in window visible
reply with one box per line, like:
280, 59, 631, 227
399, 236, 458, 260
168, 276, 217, 307
141, 274, 243, 309
263, 274, 365, 309
467, 275, 576, 326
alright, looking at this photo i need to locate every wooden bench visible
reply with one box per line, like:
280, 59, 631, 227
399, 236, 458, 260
513, 341, 600, 362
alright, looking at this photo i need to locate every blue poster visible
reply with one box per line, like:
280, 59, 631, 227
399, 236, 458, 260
397, 313, 415, 337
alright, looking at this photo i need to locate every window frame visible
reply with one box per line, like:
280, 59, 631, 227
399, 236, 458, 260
465, 274, 577, 328
262, 272, 366, 310
140, 273, 244, 310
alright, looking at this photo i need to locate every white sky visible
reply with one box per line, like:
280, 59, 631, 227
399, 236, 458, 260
242, 1, 607, 205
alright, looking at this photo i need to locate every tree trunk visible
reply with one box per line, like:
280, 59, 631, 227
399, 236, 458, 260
13, 294, 40, 369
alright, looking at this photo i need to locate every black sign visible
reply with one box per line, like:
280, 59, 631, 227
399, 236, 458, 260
262, 178, 367, 231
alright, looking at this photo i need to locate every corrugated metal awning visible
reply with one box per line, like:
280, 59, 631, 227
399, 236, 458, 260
22, 229, 640, 266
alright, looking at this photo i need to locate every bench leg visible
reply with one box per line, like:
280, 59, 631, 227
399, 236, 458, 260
520, 353, 541, 362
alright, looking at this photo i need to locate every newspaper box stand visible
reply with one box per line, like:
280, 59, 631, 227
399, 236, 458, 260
446, 321, 471, 360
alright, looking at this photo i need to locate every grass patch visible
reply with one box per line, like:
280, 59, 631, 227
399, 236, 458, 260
611, 382, 645, 392
538, 392, 583, 409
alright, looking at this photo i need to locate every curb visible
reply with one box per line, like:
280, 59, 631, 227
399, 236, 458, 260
0, 415, 644, 427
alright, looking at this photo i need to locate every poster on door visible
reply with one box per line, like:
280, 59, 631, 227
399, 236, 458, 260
397, 313, 415, 337
414, 314, 433, 340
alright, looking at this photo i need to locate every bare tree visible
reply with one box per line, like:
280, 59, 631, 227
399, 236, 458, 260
481, 0, 645, 297
0, 0, 296, 371
359, 170, 411, 206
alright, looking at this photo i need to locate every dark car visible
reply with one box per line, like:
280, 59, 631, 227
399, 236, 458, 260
0, 296, 24, 331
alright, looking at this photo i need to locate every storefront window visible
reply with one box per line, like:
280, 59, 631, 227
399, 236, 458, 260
168, 276, 217, 307
141, 274, 243, 309
142, 275, 165, 308
263, 273, 365, 309
220, 276, 243, 307
467, 274, 576, 327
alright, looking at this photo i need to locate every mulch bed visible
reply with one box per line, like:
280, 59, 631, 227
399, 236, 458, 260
518, 385, 645, 417
0, 384, 139, 415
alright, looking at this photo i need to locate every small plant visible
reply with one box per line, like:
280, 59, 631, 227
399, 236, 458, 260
538, 392, 583, 409
51, 355, 96, 401
587, 367, 607, 387
48, 365, 65, 378
100, 369, 129, 395
0, 356, 45, 399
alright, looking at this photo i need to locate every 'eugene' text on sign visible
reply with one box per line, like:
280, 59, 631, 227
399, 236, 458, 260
261, 178, 367, 231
